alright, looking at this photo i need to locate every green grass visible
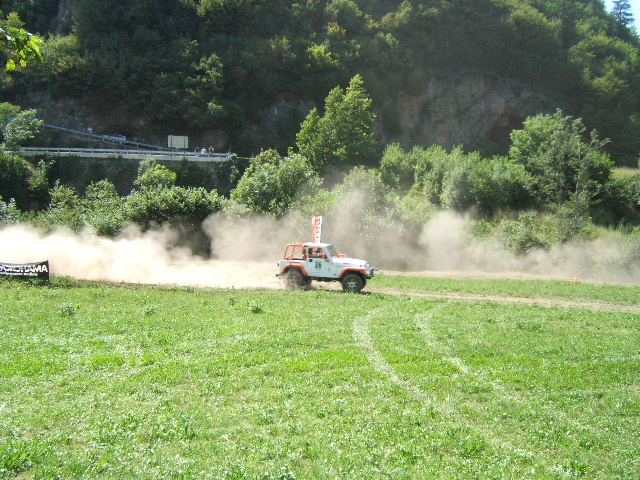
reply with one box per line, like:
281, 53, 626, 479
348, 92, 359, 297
1, 277, 639, 479
374, 273, 640, 306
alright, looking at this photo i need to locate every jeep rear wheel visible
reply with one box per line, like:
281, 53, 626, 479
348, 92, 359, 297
284, 268, 308, 290
341, 273, 364, 293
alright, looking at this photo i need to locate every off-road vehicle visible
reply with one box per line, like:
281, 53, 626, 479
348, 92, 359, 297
277, 242, 375, 292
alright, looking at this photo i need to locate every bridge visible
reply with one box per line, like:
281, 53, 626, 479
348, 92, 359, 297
20, 124, 233, 162
42, 123, 179, 150
20, 147, 231, 162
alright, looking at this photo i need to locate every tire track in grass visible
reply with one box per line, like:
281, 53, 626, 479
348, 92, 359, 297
414, 305, 521, 404
412, 304, 626, 476
353, 304, 520, 454
352, 301, 592, 473
352, 312, 454, 415
415, 305, 622, 436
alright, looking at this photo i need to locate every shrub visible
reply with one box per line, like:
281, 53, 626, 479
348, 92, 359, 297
230, 150, 321, 217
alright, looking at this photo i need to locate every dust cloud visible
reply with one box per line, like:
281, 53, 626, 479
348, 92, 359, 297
361, 211, 640, 285
0, 223, 280, 289
1, 208, 639, 287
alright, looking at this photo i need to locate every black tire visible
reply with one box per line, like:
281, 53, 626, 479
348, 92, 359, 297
341, 273, 364, 293
284, 268, 307, 290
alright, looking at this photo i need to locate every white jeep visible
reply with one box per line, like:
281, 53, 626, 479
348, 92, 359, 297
277, 242, 375, 292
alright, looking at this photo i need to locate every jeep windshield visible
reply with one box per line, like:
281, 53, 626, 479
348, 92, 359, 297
326, 245, 338, 257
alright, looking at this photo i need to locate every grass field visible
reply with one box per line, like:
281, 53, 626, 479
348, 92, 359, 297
1, 275, 639, 479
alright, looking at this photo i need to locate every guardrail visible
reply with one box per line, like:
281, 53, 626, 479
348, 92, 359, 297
20, 147, 232, 162
43, 124, 176, 151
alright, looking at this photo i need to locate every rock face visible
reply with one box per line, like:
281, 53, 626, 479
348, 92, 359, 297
27, 73, 554, 156
377, 74, 555, 153
238, 74, 555, 156
53, 0, 78, 33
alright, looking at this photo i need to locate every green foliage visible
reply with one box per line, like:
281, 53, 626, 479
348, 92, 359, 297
2, 109, 42, 150
25, 34, 83, 94
380, 142, 417, 190
391, 191, 437, 228
0, 102, 43, 150
176, 159, 217, 190
4, 0, 640, 162
1, 0, 60, 34
1, 1, 640, 239
0, 195, 20, 223
498, 212, 558, 256
33, 182, 84, 232
568, 29, 640, 163
25, 162, 224, 236
133, 159, 178, 190
389, 144, 531, 215
0, 24, 43, 71
230, 149, 321, 217
125, 185, 225, 228
0, 149, 37, 209
591, 172, 640, 227
26, 159, 50, 206
612, 0, 634, 29
82, 180, 126, 236
509, 110, 613, 220
296, 75, 377, 170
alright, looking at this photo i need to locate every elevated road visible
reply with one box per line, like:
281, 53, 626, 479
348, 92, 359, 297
43, 124, 177, 151
28, 124, 233, 162
20, 147, 231, 162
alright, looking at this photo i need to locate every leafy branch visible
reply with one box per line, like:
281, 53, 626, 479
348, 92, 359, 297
0, 26, 43, 71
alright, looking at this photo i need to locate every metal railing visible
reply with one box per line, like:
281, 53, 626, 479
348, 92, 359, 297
20, 147, 232, 162
43, 124, 176, 151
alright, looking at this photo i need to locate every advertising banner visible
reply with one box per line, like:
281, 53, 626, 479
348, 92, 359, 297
312, 215, 323, 243
0, 260, 50, 280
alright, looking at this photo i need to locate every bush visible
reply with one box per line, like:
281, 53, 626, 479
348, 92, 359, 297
230, 150, 321, 217
0, 196, 21, 224
0, 150, 35, 210
498, 212, 558, 256
125, 186, 225, 228
82, 180, 126, 236
32, 182, 84, 232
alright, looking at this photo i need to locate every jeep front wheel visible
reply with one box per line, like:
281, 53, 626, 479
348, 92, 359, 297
284, 268, 308, 290
341, 273, 364, 293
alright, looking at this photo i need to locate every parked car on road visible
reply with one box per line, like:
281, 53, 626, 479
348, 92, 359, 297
101, 134, 126, 143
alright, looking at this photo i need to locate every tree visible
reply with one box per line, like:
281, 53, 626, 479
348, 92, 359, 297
34, 182, 84, 232
509, 110, 613, 237
82, 180, 126, 236
380, 143, 417, 191
125, 158, 224, 229
0, 102, 43, 150
0, 195, 19, 223
0, 150, 36, 209
612, 0, 634, 29
230, 149, 321, 217
296, 74, 377, 170
133, 158, 178, 189
407, 144, 531, 214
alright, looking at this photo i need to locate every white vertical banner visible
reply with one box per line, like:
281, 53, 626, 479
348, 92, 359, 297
312, 215, 323, 243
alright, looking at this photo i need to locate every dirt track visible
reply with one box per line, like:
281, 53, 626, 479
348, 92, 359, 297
365, 286, 640, 314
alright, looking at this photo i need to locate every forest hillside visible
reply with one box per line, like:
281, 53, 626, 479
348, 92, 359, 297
2, 1, 640, 279
1, 0, 639, 164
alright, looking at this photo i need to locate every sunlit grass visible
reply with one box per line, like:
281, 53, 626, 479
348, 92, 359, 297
373, 273, 640, 305
612, 167, 640, 178
1, 277, 638, 478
